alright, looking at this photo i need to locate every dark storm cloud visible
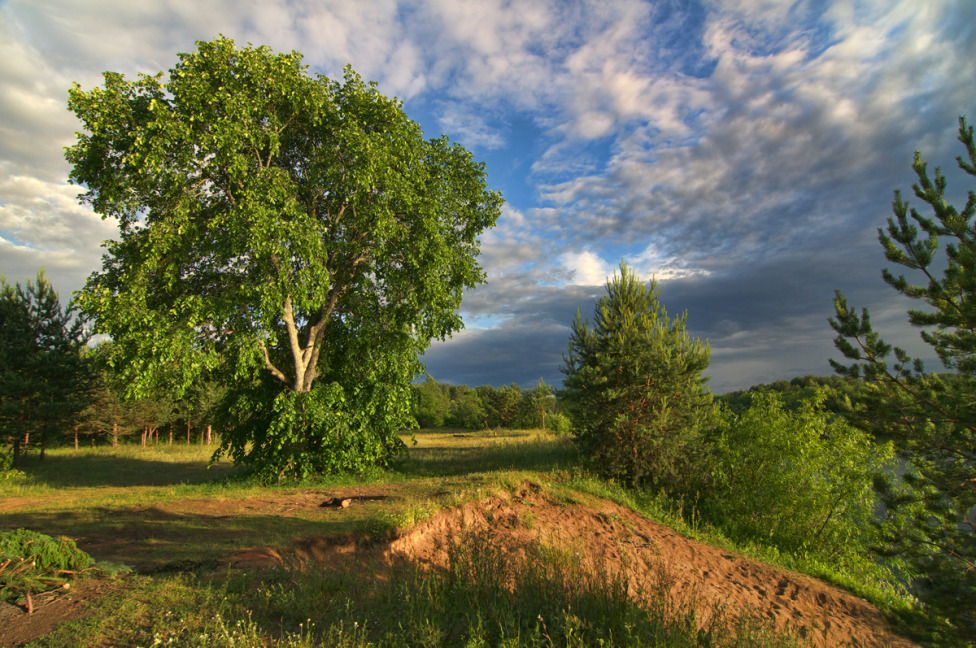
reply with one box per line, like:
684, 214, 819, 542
422, 321, 571, 389
426, 244, 936, 393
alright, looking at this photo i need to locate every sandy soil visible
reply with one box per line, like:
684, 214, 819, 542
2, 482, 917, 647
388, 483, 917, 647
0, 578, 120, 648
229, 482, 917, 647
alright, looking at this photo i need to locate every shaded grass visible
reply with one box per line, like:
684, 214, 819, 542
1, 444, 242, 511
1, 506, 372, 571
10, 444, 236, 489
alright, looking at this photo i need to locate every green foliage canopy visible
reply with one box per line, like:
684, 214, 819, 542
410, 378, 567, 431
66, 37, 502, 479
830, 116, 976, 635
412, 376, 451, 428
561, 264, 712, 489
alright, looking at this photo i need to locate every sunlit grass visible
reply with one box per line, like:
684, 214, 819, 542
396, 427, 577, 477
2, 443, 236, 499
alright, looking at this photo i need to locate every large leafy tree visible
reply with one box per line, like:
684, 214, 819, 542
67, 37, 502, 479
0, 271, 90, 466
561, 264, 712, 489
830, 117, 975, 637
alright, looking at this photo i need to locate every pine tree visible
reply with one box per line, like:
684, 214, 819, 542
830, 116, 976, 638
561, 264, 712, 489
0, 271, 90, 465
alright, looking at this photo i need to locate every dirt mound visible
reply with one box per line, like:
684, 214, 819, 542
229, 482, 916, 647
384, 483, 916, 647
6, 484, 916, 647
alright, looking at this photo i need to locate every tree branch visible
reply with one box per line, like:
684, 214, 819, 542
281, 294, 306, 391
257, 340, 288, 384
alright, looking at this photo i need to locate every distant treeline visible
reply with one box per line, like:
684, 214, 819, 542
716, 374, 854, 413
412, 377, 571, 433
717, 372, 963, 416
419, 374, 860, 431
1, 272, 224, 464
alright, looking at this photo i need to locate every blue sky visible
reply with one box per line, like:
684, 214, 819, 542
2, 0, 974, 393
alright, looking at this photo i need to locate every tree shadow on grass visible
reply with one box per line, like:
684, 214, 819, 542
0, 505, 370, 572
14, 454, 240, 488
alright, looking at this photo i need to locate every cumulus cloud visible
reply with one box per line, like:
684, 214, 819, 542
0, 0, 972, 391
434, 102, 507, 150
525, 1, 975, 274
558, 249, 613, 286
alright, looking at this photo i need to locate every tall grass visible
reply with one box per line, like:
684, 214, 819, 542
33, 529, 808, 648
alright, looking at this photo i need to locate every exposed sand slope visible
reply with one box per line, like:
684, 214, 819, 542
231, 482, 917, 648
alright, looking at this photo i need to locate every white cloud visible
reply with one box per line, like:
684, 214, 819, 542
529, 0, 976, 274
632, 245, 712, 282
557, 249, 613, 286
435, 103, 506, 150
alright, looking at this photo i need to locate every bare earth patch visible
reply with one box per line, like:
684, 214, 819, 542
4, 483, 917, 647
385, 484, 917, 648
0, 578, 121, 648
229, 483, 916, 648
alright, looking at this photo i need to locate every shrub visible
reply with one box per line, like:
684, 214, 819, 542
702, 391, 892, 561
0, 529, 93, 612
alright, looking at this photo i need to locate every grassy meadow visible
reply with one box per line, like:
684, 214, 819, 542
1, 430, 911, 647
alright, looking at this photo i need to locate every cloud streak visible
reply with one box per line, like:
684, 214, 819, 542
1, 0, 973, 392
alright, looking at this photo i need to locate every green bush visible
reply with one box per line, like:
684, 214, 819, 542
702, 391, 892, 560
0, 529, 92, 572
548, 411, 573, 435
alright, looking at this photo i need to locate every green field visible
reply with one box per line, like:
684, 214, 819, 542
1, 431, 909, 648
